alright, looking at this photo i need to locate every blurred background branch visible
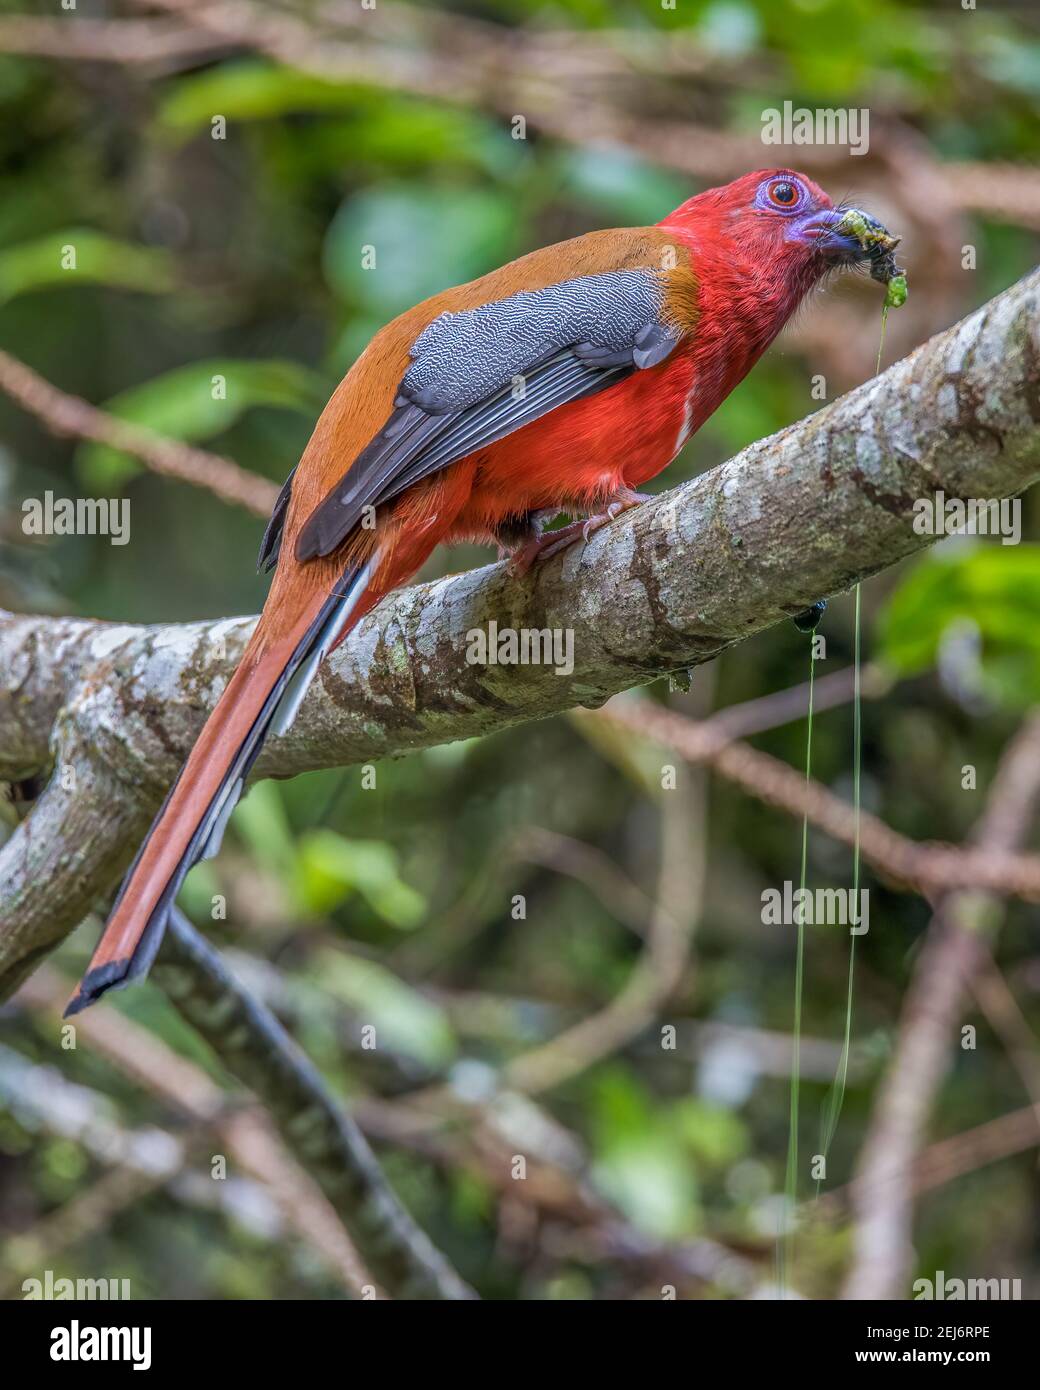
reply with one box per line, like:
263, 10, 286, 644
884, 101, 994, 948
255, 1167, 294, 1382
841, 711, 1040, 1300
0, 348, 277, 516
0, 1036, 374, 1298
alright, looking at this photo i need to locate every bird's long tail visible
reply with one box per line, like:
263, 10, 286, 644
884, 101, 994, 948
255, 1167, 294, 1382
65, 561, 372, 1017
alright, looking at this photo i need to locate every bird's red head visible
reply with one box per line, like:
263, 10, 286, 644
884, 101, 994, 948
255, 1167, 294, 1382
660, 168, 882, 290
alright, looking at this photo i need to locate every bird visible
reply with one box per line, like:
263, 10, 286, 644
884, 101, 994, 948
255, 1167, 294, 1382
66, 167, 890, 1015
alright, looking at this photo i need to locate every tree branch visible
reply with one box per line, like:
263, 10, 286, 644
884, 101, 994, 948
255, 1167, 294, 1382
150, 908, 476, 1299
840, 711, 1040, 1300
15, 963, 382, 1298
0, 348, 277, 518
590, 696, 1040, 902
2, 268, 1040, 997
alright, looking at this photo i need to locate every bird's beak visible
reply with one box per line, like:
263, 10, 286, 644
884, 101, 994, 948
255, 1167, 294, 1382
798, 205, 900, 268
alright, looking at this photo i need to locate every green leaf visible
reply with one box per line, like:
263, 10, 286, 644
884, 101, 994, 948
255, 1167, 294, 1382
672, 1097, 747, 1168
294, 828, 426, 928
230, 781, 299, 881
312, 949, 455, 1068
158, 61, 361, 131
323, 184, 516, 319
592, 1135, 700, 1240
160, 63, 516, 177
76, 358, 328, 490
977, 34, 1040, 99
877, 543, 1040, 708
332, 103, 515, 176
588, 1071, 704, 1237
557, 146, 689, 225
0, 228, 172, 304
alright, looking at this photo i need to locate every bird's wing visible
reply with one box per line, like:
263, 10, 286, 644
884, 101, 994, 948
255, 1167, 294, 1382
257, 464, 297, 572
289, 266, 682, 563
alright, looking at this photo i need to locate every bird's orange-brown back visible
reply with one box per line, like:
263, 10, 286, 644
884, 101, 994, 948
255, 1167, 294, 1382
268, 225, 698, 607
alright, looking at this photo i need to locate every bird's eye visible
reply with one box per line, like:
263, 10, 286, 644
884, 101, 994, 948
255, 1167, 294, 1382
768, 179, 799, 207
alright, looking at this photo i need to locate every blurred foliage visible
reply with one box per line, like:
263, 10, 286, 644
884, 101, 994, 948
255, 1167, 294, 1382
78, 357, 330, 489
879, 544, 1040, 711
0, 229, 173, 305
1, 0, 1039, 1302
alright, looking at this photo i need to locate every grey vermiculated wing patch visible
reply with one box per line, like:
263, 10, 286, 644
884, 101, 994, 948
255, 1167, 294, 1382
377, 351, 631, 503
293, 268, 681, 562
294, 351, 632, 560
401, 268, 666, 414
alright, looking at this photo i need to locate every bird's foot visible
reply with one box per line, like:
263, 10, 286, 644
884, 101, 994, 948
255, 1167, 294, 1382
507, 488, 651, 577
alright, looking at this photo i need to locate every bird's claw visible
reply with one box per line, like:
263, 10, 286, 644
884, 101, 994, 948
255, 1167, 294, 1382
508, 490, 650, 575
